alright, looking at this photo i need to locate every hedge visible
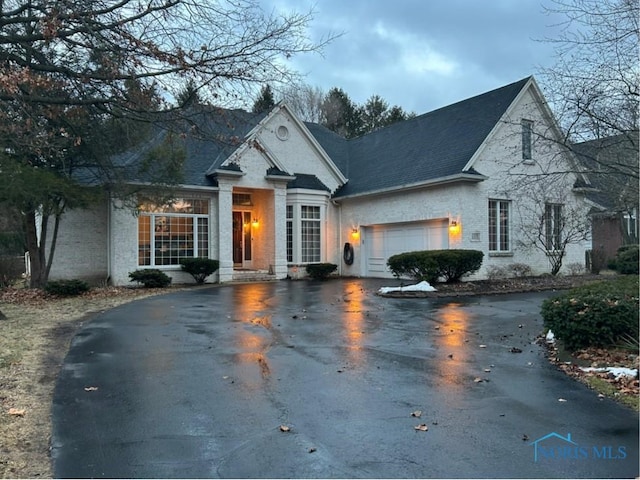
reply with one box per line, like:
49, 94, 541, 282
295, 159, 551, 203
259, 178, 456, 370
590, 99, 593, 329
387, 249, 484, 283
541, 276, 639, 351
44, 279, 90, 296
306, 263, 337, 280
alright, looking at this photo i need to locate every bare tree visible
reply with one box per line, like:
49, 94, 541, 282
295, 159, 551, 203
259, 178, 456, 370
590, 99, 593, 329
538, 0, 639, 176
0, 0, 330, 288
279, 83, 325, 123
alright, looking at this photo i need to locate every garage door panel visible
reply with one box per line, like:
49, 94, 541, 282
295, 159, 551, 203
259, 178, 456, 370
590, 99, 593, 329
364, 221, 448, 278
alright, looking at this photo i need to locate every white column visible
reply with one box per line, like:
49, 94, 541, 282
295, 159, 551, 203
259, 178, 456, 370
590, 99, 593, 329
217, 182, 234, 282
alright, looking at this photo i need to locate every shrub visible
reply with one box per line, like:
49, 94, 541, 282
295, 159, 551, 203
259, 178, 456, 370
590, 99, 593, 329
305, 263, 337, 280
44, 279, 90, 296
486, 265, 508, 280
129, 269, 172, 288
387, 249, 483, 283
0, 256, 24, 288
565, 262, 584, 276
180, 258, 219, 284
609, 245, 639, 274
541, 276, 639, 351
507, 263, 532, 278
387, 251, 439, 282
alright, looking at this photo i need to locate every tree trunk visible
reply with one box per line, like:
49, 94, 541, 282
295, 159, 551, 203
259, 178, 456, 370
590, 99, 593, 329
24, 210, 48, 288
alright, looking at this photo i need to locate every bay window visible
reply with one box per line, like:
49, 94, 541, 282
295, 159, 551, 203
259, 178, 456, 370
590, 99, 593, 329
286, 201, 324, 263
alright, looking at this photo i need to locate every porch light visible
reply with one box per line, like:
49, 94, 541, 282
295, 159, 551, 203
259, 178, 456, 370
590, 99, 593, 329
449, 220, 461, 235
350, 227, 360, 240
251, 218, 260, 228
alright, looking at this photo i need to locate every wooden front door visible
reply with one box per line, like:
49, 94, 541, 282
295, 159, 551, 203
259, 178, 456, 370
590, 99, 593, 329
232, 211, 252, 267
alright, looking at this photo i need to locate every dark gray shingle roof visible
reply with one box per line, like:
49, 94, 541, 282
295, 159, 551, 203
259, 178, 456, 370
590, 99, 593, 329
326, 77, 531, 198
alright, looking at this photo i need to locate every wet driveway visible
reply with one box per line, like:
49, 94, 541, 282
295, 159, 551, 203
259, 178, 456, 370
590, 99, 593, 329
51, 279, 639, 478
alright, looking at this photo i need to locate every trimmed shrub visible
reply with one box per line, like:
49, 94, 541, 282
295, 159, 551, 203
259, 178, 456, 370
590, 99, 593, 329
387, 249, 483, 283
306, 263, 337, 280
129, 269, 172, 288
387, 251, 438, 283
44, 279, 90, 296
541, 276, 639, 351
609, 245, 639, 274
180, 258, 219, 284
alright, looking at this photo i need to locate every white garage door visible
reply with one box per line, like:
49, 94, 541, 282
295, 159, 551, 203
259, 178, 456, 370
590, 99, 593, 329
364, 220, 449, 278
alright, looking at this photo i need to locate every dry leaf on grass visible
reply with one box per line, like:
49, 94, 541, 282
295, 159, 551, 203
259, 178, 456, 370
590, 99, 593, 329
8, 408, 26, 417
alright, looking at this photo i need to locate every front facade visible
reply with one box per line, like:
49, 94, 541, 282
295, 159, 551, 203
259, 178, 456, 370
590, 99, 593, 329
49, 77, 591, 285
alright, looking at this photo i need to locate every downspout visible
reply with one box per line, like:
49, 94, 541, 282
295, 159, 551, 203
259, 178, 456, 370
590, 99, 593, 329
332, 199, 342, 275
106, 192, 111, 285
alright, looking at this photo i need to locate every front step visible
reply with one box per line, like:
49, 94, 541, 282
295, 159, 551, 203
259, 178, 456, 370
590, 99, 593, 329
232, 269, 277, 283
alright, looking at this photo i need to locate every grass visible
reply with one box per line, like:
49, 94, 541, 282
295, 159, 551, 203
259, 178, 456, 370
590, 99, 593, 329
0, 286, 182, 478
585, 376, 640, 411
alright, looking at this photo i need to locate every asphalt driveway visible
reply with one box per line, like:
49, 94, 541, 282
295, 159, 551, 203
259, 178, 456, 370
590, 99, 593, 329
51, 279, 639, 478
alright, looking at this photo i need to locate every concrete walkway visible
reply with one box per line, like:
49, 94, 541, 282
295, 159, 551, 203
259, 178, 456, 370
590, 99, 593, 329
51, 279, 639, 478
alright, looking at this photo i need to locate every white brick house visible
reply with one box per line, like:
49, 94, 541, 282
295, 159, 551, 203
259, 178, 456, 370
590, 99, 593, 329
49, 76, 591, 285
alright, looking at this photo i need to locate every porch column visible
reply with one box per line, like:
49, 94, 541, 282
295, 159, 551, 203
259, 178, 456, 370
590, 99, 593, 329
272, 184, 289, 279
217, 182, 234, 282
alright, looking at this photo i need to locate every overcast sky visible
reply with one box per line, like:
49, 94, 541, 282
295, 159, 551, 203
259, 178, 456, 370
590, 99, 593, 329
262, 0, 565, 115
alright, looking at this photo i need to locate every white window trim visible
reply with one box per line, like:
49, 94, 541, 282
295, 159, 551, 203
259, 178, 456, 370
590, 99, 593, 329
488, 199, 511, 253
286, 191, 328, 264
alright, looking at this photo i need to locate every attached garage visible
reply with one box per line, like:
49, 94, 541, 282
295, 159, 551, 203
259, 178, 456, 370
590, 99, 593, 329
363, 220, 449, 278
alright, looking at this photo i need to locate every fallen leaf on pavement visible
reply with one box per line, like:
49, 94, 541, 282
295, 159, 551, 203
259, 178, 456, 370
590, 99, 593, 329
558, 398, 567, 402
279, 425, 291, 432
414, 424, 429, 431
411, 410, 422, 417
474, 377, 484, 383
479, 344, 487, 348
84, 386, 99, 392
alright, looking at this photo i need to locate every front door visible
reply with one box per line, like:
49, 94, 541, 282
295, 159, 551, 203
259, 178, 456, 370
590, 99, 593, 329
232, 211, 252, 267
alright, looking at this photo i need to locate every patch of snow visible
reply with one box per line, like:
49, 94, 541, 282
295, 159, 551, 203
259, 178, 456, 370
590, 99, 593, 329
378, 281, 437, 294
579, 367, 638, 379
545, 330, 555, 344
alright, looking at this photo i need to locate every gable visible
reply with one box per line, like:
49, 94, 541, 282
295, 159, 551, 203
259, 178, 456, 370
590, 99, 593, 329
220, 105, 346, 193
328, 77, 530, 199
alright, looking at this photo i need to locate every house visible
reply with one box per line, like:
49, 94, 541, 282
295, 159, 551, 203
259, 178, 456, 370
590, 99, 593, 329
49, 76, 591, 285
572, 133, 639, 271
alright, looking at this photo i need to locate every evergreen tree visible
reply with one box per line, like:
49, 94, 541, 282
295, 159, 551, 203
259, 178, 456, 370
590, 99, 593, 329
253, 85, 276, 113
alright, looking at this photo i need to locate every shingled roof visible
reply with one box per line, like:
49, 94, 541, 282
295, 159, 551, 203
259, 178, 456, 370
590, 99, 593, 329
327, 77, 531, 198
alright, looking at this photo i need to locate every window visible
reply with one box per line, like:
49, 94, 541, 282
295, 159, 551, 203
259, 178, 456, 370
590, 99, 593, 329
286, 202, 323, 263
138, 198, 209, 266
544, 203, 563, 251
522, 119, 533, 160
301, 205, 321, 262
488, 200, 510, 252
286, 205, 293, 262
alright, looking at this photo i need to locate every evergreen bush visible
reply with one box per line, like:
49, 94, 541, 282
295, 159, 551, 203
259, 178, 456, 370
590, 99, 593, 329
387, 249, 483, 283
305, 263, 337, 280
608, 245, 639, 274
541, 276, 639, 351
44, 279, 90, 296
129, 269, 172, 288
180, 258, 219, 284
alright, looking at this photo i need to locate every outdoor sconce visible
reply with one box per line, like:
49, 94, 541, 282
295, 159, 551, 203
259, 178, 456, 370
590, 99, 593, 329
251, 218, 260, 228
350, 227, 360, 240
449, 220, 461, 235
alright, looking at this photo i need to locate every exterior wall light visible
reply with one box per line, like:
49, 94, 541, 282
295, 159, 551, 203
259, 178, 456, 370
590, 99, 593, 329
449, 220, 461, 235
251, 218, 259, 228
350, 227, 360, 240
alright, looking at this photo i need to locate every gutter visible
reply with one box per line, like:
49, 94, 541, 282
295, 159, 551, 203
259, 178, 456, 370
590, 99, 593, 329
332, 172, 487, 202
